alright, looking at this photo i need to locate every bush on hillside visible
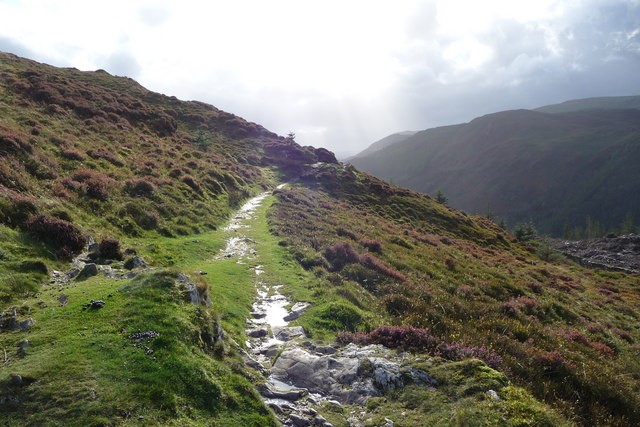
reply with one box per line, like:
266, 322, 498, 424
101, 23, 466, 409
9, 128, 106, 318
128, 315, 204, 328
24, 214, 86, 258
62, 169, 116, 201
324, 242, 361, 271
99, 238, 124, 260
0, 191, 39, 226
125, 178, 156, 197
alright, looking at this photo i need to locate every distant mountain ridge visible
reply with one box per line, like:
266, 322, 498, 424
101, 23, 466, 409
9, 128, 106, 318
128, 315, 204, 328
535, 95, 640, 114
350, 97, 640, 236
349, 130, 418, 159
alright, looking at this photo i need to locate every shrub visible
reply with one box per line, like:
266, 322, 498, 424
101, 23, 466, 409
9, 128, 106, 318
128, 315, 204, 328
315, 302, 364, 331
181, 175, 201, 193
120, 202, 159, 230
99, 238, 124, 260
360, 253, 408, 282
60, 148, 85, 161
64, 169, 116, 200
361, 239, 383, 253
24, 214, 86, 258
0, 191, 39, 226
444, 257, 457, 271
534, 351, 575, 377
382, 293, 413, 315
336, 227, 357, 241
125, 178, 156, 197
324, 242, 360, 271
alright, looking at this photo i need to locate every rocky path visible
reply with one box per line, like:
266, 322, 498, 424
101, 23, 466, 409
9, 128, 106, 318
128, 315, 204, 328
218, 189, 435, 427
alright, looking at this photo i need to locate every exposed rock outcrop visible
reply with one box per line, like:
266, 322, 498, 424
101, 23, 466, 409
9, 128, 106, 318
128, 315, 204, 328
552, 234, 640, 274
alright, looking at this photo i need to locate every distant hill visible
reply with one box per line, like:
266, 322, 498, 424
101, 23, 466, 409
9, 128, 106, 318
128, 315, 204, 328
350, 104, 640, 236
346, 130, 418, 160
536, 95, 640, 114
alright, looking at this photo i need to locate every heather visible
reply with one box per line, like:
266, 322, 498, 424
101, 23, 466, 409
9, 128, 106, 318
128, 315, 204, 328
268, 166, 640, 426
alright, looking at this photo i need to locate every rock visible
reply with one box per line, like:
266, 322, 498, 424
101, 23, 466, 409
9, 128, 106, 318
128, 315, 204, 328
257, 384, 306, 401
315, 346, 337, 355
303, 407, 318, 416
248, 328, 268, 338
487, 389, 500, 400
290, 413, 311, 427
383, 418, 394, 427
58, 294, 68, 307
65, 268, 81, 280
552, 234, 640, 274
76, 263, 98, 280
175, 273, 201, 305
251, 311, 266, 319
10, 374, 22, 386
284, 302, 310, 321
17, 318, 35, 331
275, 326, 306, 341
313, 415, 327, 425
17, 340, 29, 357
124, 256, 148, 270
86, 300, 105, 309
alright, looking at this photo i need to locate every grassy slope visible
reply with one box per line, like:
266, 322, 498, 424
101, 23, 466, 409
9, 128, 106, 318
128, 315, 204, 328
349, 108, 640, 236
268, 165, 640, 426
0, 53, 637, 426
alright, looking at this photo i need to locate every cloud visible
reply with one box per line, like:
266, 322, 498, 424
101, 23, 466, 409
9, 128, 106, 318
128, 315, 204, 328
0, 35, 36, 59
104, 50, 142, 78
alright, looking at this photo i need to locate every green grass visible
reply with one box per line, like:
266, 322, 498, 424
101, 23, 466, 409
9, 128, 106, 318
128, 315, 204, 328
0, 209, 279, 426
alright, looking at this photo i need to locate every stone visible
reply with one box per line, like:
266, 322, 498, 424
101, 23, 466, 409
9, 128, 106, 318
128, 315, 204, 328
290, 413, 311, 427
383, 418, 394, 427
86, 300, 105, 309
487, 389, 500, 400
247, 328, 268, 338
10, 374, 22, 386
313, 415, 328, 425
76, 263, 99, 280
257, 384, 306, 401
65, 268, 81, 280
274, 326, 306, 341
58, 294, 68, 307
17, 318, 35, 331
284, 302, 310, 322
315, 346, 337, 355
17, 340, 29, 357
125, 256, 148, 270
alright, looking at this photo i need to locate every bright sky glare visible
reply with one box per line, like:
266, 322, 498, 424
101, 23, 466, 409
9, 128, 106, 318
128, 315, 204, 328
1, 0, 639, 156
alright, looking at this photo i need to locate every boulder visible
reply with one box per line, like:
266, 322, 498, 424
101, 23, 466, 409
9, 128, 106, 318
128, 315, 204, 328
248, 328, 268, 338
274, 326, 306, 341
76, 263, 98, 280
290, 413, 311, 427
124, 256, 148, 270
284, 302, 310, 321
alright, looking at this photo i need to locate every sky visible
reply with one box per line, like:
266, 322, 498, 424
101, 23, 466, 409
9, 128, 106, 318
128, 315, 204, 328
1, 0, 639, 157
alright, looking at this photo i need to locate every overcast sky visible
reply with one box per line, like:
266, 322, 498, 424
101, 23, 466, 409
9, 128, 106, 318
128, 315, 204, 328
1, 0, 639, 156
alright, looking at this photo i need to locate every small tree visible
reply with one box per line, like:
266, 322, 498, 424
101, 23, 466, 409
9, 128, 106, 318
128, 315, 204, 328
435, 190, 448, 205
513, 222, 537, 242
286, 131, 296, 143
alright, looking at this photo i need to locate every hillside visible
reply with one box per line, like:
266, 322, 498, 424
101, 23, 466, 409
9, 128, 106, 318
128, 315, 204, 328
350, 107, 640, 236
0, 52, 639, 427
344, 131, 418, 160
536, 95, 640, 114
